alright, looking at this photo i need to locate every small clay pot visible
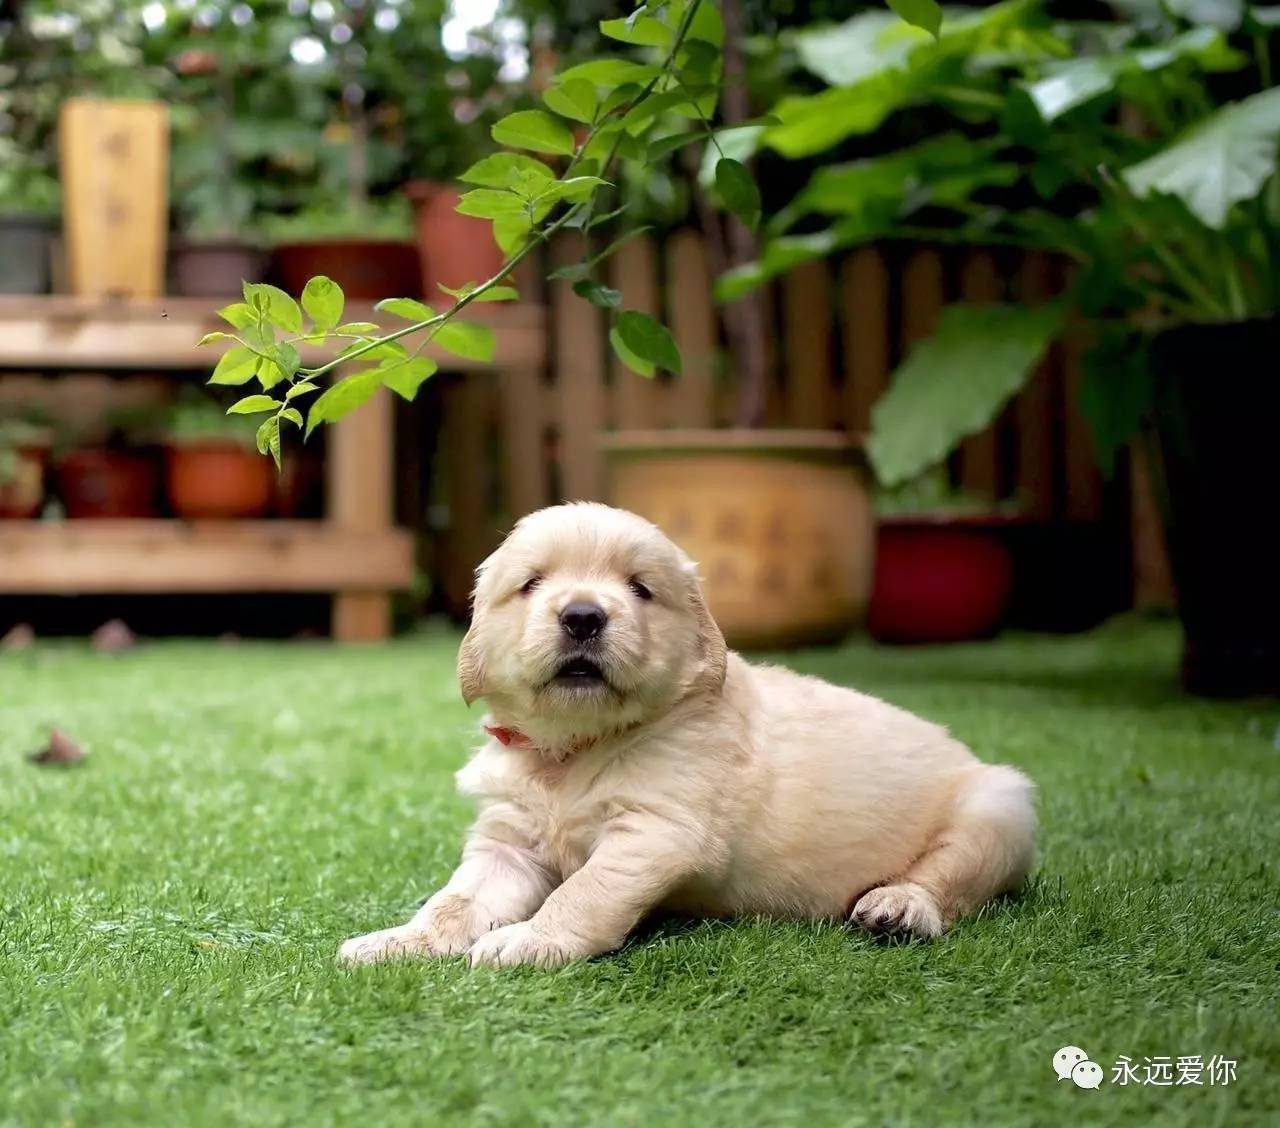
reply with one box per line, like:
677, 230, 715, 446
0, 443, 50, 518
272, 240, 422, 300
169, 237, 267, 297
405, 181, 506, 298
165, 441, 273, 520
57, 449, 161, 519
0, 214, 55, 294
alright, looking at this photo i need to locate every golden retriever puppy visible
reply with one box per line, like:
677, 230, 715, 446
340, 503, 1035, 968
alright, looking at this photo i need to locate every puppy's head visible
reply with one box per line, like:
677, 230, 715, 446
458, 503, 726, 740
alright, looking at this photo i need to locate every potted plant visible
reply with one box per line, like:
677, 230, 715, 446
57, 408, 163, 520
164, 392, 273, 520
0, 411, 54, 519
0, 145, 59, 295
718, 1, 1279, 691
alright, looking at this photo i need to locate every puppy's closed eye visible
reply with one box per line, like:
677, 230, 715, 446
627, 578, 653, 601
520, 576, 542, 596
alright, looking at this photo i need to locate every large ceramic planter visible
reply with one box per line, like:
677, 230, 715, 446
169, 237, 266, 297
57, 449, 160, 518
1150, 316, 1280, 697
0, 436, 51, 518
405, 182, 505, 298
0, 214, 55, 294
165, 441, 272, 520
601, 430, 875, 649
868, 515, 1018, 644
272, 240, 421, 301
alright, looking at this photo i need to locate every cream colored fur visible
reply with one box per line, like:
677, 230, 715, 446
340, 503, 1036, 968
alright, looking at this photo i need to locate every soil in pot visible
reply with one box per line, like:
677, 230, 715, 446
272, 240, 422, 301
57, 450, 161, 518
602, 430, 875, 649
868, 516, 1017, 645
0, 215, 55, 294
405, 182, 505, 298
0, 444, 50, 518
166, 441, 273, 520
1150, 316, 1280, 697
169, 237, 267, 297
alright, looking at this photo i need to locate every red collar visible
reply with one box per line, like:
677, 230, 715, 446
483, 724, 600, 757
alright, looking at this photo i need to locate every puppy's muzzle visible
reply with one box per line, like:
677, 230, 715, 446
560, 602, 606, 644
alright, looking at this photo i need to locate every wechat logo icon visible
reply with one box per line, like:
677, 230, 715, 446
1054, 1046, 1104, 1089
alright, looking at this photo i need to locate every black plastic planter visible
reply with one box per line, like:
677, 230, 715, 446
1150, 316, 1280, 697
0, 214, 55, 294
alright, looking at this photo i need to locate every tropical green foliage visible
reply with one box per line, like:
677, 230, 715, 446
721, 0, 1280, 486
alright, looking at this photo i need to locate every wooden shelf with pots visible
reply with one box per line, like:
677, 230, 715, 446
0, 295, 548, 640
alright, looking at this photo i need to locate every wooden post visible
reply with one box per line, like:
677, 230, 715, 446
611, 235, 663, 430
957, 251, 1002, 498
328, 380, 395, 641
551, 234, 606, 500
667, 230, 717, 428
782, 261, 833, 428
841, 248, 889, 437
1013, 253, 1056, 520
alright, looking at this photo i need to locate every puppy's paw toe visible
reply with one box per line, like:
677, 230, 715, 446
851, 883, 944, 940
467, 921, 576, 969
338, 926, 434, 965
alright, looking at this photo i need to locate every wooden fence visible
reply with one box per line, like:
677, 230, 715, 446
428, 230, 1111, 611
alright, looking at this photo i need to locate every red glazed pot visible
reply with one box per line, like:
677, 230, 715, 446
272, 239, 421, 301
57, 449, 160, 518
405, 181, 506, 298
868, 515, 1017, 644
166, 441, 272, 520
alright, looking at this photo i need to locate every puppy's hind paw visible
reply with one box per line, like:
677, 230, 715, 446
851, 883, 944, 940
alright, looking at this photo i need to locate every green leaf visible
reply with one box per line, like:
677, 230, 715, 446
286, 381, 320, 400
491, 110, 576, 156
609, 327, 655, 378
600, 15, 672, 47
543, 78, 598, 124
887, 0, 942, 38
438, 283, 519, 303
374, 297, 437, 322
459, 152, 556, 189
573, 279, 622, 309
615, 311, 681, 375
434, 321, 495, 363
1123, 86, 1280, 228
1079, 331, 1152, 478
217, 302, 256, 329
335, 321, 381, 335
243, 282, 302, 333
301, 276, 344, 331
555, 59, 660, 88
196, 331, 236, 347
306, 369, 384, 436
715, 158, 762, 230
791, 10, 925, 88
255, 416, 282, 469
531, 176, 610, 208
379, 356, 439, 400
209, 345, 259, 386
257, 341, 301, 390
455, 188, 528, 219
868, 303, 1064, 487
337, 339, 410, 364
493, 216, 533, 256
227, 395, 280, 415
279, 407, 304, 429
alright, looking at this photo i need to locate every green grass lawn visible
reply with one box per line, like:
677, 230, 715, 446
1, 619, 1277, 1126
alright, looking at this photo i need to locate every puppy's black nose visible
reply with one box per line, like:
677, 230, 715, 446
560, 602, 606, 642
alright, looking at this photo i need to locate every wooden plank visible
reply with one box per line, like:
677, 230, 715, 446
0, 296, 546, 372
667, 230, 717, 428
499, 362, 549, 519
550, 234, 606, 500
1013, 253, 1056, 520
1059, 265, 1104, 520
957, 250, 1002, 498
901, 247, 944, 350
59, 98, 168, 299
332, 593, 391, 643
0, 521, 412, 593
1130, 441, 1176, 609
782, 260, 833, 428
440, 371, 500, 612
841, 248, 889, 437
609, 235, 662, 430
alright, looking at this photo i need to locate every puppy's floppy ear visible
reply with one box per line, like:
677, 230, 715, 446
686, 563, 727, 694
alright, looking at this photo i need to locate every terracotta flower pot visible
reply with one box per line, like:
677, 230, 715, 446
868, 515, 1017, 644
0, 443, 50, 518
1150, 316, 1280, 696
169, 237, 266, 297
57, 449, 161, 518
602, 430, 875, 649
405, 182, 506, 298
165, 441, 273, 520
272, 240, 422, 300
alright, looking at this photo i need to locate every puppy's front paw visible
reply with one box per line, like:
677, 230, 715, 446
467, 921, 578, 969
338, 926, 435, 965
851, 882, 944, 940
